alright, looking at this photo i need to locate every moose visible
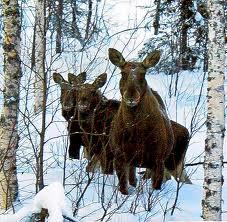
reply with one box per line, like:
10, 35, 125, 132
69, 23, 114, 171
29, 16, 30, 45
53, 71, 118, 172
108, 48, 185, 194
69, 73, 119, 174
53, 72, 86, 159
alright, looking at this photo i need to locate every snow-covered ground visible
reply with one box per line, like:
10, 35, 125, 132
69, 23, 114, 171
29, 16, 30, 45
3, 146, 227, 222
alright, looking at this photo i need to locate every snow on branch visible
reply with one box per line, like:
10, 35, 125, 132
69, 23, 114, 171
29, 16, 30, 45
0, 182, 79, 222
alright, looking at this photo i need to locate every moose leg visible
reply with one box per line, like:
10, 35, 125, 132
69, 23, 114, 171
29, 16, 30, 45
86, 154, 100, 173
143, 168, 171, 182
179, 169, 192, 184
129, 166, 137, 187
99, 145, 114, 175
115, 158, 128, 195
100, 156, 114, 175
152, 160, 164, 190
68, 132, 81, 159
68, 122, 82, 159
83, 146, 92, 160
169, 160, 192, 184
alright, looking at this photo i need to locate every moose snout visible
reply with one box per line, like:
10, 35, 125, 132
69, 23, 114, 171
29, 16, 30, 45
123, 91, 140, 107
77, 102, 89, 112
126, 99, 138, 107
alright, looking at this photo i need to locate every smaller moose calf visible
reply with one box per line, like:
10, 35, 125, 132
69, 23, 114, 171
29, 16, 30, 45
69, 73, 119, 174
53, 72, 86, 159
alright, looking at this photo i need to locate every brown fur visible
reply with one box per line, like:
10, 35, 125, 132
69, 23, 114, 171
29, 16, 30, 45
70, 73, 119, 174
143, 120, 191, 184
151, 89, 191, 183
53, 72, 86, 159
53, 71, 191, 184
109, 48, 174, 194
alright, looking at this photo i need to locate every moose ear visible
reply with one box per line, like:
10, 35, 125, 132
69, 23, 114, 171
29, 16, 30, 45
142, 50, 161, 69
53, 73, 71, 90
68, 72, 87, 85
93, 73, 107, 89
108, 48, 126, 67
53, 72, 65, 84
68, 73, 76, 84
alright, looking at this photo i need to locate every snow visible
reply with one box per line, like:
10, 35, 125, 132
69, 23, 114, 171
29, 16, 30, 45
1, 79, 226, 221
0, 182, 79, 222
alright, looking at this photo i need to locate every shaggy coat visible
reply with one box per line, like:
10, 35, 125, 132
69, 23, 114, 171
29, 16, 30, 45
151, 89, 190, 182
109, 48, 174, 194
53, 72, 86, 159
70, 73, 119, 174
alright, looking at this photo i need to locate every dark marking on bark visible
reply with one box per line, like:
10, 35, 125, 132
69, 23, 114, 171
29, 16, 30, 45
207, 76, 215, 81
204, 189, 212, 198
206, 121, 211, 130
4, 7, 19, 16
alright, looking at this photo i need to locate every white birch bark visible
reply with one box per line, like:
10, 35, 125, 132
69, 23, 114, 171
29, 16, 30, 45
33, 0, 46, 113
202, 0, 225, 220
0, 0, 21, 209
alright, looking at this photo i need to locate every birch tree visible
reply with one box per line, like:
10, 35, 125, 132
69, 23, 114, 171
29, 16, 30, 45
202, 0, 225, 220
32, 0, 46, 113
30, 0, 47, 193
0, 0, 21, 209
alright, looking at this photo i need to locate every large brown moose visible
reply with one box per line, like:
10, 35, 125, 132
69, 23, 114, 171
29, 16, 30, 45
69, 73, 119, 174
53, 72, 86, 159
108, 48, 175, 195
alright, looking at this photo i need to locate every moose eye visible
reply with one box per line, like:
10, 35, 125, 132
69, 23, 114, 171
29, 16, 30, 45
121, 73, 128, 80
91, 91, 96, 96
136, 75, 145, 83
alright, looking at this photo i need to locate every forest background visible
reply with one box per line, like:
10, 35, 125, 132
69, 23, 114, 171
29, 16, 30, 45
0, 0, 226, 221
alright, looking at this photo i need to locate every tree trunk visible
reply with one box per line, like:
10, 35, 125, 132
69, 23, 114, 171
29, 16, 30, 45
32, 0, 47, 192
179, 0, 193, 70
84, 0, 93, 40
153, 0, 161, 35
0, 0, 21, 209
202, 0, 225, 220
56, 0, 63, 53
32, 0, 46, 114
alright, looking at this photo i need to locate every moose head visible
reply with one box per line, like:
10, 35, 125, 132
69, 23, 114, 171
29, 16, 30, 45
53, 72, 86, 120
108, 48, 161, 108
69, 73, 107, 113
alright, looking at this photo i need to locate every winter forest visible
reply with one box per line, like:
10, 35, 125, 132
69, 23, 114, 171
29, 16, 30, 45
0, 0, 226, 221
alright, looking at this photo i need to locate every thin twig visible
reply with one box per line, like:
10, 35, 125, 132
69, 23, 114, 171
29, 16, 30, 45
63, 214, 79, 222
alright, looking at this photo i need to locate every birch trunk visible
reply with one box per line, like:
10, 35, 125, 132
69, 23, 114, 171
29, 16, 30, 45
153, 0, 161, 35
33, 0, 46, 113
0, 0, 21, 209
32, 0, 47, 192
202, 0, 225, 220
56, 0, 63, 53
